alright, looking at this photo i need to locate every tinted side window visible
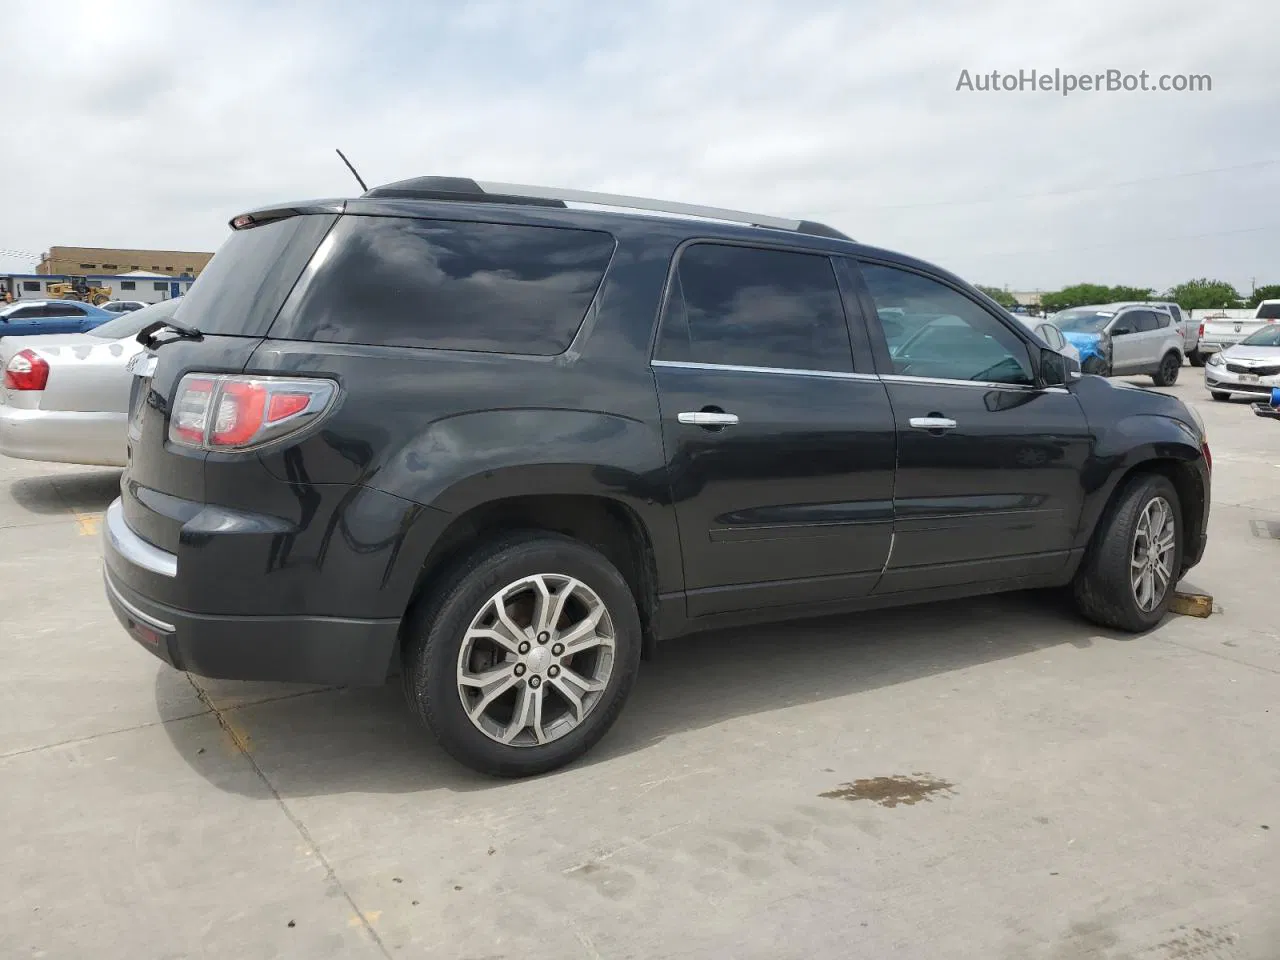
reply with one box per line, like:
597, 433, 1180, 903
275, 216, 616, 355
9, 306, 43, 319
1154, 310, 1171, 328
1133, 310, 1159, 333
43, 303, 85, 317
657, 243, 852, 372
859, 263, 1033, 385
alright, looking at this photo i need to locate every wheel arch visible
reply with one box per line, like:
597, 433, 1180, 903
401, 492, 667, 660
1078, 450, 1207, 579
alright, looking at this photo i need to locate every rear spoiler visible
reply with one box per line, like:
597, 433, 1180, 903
229, 200, 346, 230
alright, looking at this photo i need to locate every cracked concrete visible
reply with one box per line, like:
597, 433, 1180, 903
2, 376, 1278, 959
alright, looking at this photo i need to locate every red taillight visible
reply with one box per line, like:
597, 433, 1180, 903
3, 349, 50, 391
212, 380, 268, 446
168, 374, 337, 451
1197, 323, 1204, 338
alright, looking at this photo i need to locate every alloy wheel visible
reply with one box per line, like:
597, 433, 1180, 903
1130, 496, 1176, 612
455, 574, 616, 747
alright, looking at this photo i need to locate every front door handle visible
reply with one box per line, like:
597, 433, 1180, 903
678, 410, 739, 427
909, 416, 957, 431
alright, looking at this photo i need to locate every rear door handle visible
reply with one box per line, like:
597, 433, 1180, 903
678, 411, 739, 427
909, 416, 957, 431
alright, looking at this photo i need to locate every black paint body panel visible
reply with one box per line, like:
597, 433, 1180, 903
103, 194, 1211, 684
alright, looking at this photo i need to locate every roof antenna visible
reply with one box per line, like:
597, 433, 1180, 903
335, 148, 368, 192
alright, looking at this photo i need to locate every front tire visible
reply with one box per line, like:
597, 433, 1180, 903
1072, 473, 1182, 633
402, 532, 642, 777
1151, 352, 1181, 386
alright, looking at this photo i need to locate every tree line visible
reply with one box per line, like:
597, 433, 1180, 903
975, 280, 1280, 313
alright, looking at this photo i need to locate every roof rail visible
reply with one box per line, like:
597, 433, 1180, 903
360, 177, 852, 241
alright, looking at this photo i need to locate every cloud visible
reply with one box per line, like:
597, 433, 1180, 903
3, 0, 1277, 294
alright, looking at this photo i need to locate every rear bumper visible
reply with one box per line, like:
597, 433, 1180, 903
0, 406, 126, 466
102, 499, 400, 685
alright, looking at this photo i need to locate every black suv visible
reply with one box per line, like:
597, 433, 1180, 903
103, 177, 1211, 777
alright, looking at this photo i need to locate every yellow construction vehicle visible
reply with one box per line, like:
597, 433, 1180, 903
47, 276, 112, 306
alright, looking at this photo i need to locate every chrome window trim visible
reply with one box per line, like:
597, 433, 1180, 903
651, 359, 1068, 392
650, 359, 877, 381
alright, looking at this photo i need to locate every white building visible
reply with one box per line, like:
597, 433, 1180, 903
3, 270, 195, 304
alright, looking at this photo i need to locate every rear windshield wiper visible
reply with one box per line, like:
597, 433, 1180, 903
137, 318, 203, 349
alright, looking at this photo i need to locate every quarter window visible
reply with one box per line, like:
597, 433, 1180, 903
859, 263, 1033, 385
657, 243, 852, 372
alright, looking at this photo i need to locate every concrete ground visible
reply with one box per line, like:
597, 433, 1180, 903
2, 374, 1277, 960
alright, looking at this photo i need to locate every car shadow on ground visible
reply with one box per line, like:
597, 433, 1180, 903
158, 588, 1130, 799
8, 469, 121, 516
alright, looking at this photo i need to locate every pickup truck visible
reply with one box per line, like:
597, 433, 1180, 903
1198, 300, 1280, 358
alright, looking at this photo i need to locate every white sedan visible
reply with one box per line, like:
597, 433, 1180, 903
0, 299, 176, 467
100, 300, 150, 314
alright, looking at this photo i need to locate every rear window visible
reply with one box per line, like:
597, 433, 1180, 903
88, 300, 177, 339
174, 213, 337, 336
1257, 302, 1280, 320
270, 216, 616, 355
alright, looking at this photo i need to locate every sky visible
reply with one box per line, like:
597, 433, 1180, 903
3, 0, 1277, 295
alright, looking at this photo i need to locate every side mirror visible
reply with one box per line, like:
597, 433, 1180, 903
1039, 347, 1070, 387
1110, 325, 1132, 337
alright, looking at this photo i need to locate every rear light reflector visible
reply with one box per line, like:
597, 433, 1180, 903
3, 349, 50, 391
1202, 442, 1212, 472
168, 374, 337, 451
1198, 323, 1204, 338
267, 392, 311, 422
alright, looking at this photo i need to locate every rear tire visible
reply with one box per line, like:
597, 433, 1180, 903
1072, 473, 1182, 633
1151, 352, 1181, 386
401, 531, 642, 778
1210, 391, 1230, 401
1188, 351, 1205, 368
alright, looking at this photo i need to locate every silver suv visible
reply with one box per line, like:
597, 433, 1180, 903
1053, 303, 1186, 385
